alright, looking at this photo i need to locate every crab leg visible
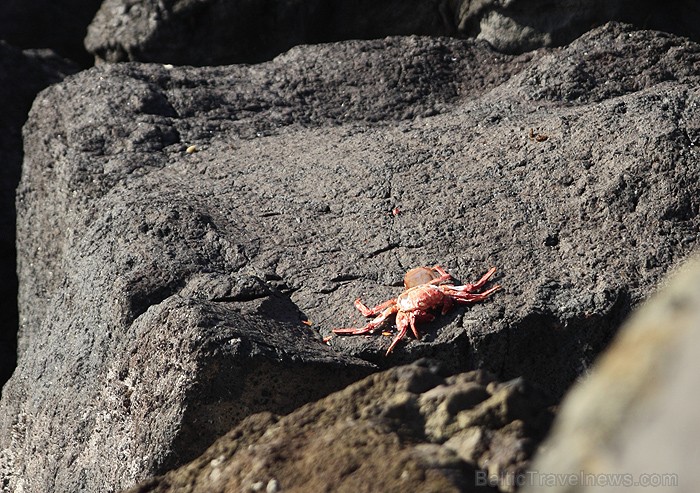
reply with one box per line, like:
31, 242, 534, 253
446, 284, 502, 302
447, 267, 497, 292
385, 310, 432, 355
354, 297, 398, 317
386, 329, 407, 355
333, 305, 399, 336
386, 311, 411, 355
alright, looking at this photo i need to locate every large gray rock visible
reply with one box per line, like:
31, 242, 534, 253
523, 253, 700, 493
2, 22, 700, 492
84, 0, 700, 65
0, 42, 78, 394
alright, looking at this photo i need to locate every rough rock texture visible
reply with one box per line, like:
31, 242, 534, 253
84, 0, 700, 65
125, 361, 553, 493
0, 281, 373, 492
0, 0, 103, 66
0, 42, 78, 394
523, 254, 700, 492
2, 22, 700, 493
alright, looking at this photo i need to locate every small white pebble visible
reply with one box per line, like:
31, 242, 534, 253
186, 145, 197, 154
267, 478, 281, 492
209, 455, 225, 468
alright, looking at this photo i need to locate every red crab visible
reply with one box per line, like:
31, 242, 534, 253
333, 265, 501, 355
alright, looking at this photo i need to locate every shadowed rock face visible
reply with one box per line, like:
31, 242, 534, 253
1, 21, 699, 493
124, 362, 553, 493
0, 42, 78, 395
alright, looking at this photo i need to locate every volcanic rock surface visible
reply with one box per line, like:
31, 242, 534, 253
1, 21, 699, 493
0, 42, 78, 395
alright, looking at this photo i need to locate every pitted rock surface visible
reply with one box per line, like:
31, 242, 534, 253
1, 22, 700, 493
0, 42, 78, 393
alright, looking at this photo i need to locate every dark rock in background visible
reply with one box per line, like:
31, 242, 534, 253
0, 42, 78, 395
0, 0, 103, 66
524, 254, 700, 493
85, 0, 455, 65
455, 0, 630, 53
84, 0, 700, 66
125, 362, 553, 493
456, 0, 700, 54
1, 22, 698, 492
